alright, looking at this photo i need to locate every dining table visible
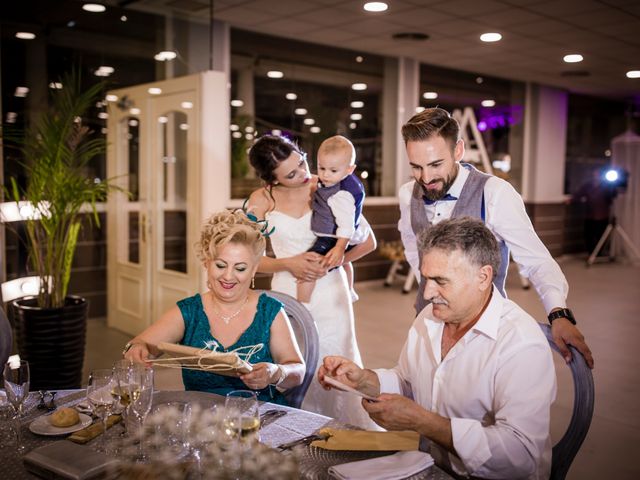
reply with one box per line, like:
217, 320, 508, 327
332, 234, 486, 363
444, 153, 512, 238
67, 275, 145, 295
0, 389, 455, 480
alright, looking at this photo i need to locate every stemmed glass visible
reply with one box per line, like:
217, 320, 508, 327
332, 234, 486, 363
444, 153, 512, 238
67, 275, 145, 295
3, 360, 30, 453
112, 359, 133, 436
224, 390, 260, 444
86, 369, 117, 453
128, 365, 154, 460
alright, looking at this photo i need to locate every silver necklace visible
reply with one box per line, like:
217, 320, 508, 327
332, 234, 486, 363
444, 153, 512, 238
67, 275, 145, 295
210, 296, 249, 324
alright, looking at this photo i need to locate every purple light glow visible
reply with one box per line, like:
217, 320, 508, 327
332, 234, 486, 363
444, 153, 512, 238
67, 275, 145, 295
477, 121, 487, 131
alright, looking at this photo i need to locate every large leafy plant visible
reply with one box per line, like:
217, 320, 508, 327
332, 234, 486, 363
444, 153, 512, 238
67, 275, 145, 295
3, 73, 119, 308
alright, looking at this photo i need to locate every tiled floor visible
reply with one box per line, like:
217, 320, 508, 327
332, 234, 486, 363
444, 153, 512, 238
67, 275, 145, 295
84, 256, 640, 480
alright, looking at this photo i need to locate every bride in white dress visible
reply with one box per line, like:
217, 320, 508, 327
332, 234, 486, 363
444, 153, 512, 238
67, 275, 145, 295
248, 136, 378, 429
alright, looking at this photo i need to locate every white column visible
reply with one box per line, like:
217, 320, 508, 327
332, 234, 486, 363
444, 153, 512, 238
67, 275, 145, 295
522, 84, 568, 203
382, 57, 419, 196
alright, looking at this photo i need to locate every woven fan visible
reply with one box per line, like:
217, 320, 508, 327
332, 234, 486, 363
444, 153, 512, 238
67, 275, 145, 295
152, 342, 254, 377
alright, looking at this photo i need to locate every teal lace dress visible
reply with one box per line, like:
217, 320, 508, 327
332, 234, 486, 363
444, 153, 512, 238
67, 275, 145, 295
178, 292, 287, 405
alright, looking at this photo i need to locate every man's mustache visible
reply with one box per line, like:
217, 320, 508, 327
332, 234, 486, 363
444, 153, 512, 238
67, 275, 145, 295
426, 296, 448, 306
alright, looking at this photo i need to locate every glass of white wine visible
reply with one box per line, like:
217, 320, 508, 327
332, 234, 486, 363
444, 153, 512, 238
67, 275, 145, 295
86, 369, 117, 453
224, 390, 260, 443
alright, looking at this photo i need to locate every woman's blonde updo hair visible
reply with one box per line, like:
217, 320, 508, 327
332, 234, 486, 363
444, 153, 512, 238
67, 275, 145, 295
195, 210, 267, 264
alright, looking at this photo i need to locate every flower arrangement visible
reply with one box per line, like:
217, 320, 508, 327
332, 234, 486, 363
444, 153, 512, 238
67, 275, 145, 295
378, 240, 407, 262
112, 403, 298, 480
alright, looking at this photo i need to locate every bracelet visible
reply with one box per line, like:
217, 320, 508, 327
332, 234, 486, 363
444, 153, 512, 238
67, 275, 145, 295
122, 341, 142, 356
271, 365, 286, 386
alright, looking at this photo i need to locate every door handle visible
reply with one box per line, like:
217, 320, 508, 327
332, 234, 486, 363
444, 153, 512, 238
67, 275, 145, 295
140, 212, 146, 244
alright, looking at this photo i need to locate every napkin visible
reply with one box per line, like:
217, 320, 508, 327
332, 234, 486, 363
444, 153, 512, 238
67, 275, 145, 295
310, 428, 420, 451
68, 414, 121, 444
328, 450, 434, 480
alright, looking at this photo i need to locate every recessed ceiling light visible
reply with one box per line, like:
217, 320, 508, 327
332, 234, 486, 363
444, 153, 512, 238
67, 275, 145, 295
154, 51, 177, 61
67, 21, 76, 28
625, 70, 640, 78
158, 116, 169, 124
245, 126, 255, 133
105, 94, 118, 102
360, 171, 369, 179
476, 77, 484, 84
14, 87, 29, 97
82, 3, 106, 13
364, 2, 388, 12
285, 92, 297, 100
480, 32, 502, 42
129, 108, 141, 115
16, 32, 36, 40
310, 126, 321, 133
98, 112, 108, 119
49, 82, 63, 90
120, 15, 127, 22
230, 124, 239, 131
294, 108, 308, 115
232, 131, 242, 139
423, 91, 438, 100
356, 56, 364, 63
6, 112, 17, 123
230, 99, 244, 107
179, 123, 189, 131
416, 106, 425, 113
303, 118, 315, 125
245, 133, 254, 140
351, 101, 364, 108
267, 70, 284, 78
481, 99, 496, 107
181, 101, 193, 109
351, 83, 367, 91
99, 66, 114, 74
129, 119, 139, 127
349, 122, 357, 129
148, 87, 162, 95
272, 129, 282, 136
563, 54, 583, 63
350, 113, 363, 121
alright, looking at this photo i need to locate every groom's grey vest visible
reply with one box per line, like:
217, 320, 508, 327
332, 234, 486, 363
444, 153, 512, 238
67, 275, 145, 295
410, 163, 509, 314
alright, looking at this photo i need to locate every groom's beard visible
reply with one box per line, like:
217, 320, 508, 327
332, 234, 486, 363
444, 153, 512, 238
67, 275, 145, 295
421, 171, 456, 201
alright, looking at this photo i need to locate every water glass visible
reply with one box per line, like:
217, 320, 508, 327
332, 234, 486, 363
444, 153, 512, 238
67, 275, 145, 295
86, 369, 117, 453
112, 359, 133, 435
3, 360, 30, 453
128, 365, 154, 460
224, 390, 260, 443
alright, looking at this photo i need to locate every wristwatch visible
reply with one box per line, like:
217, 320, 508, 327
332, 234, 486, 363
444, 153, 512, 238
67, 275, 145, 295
548, 308, 576, 325
122, 341, 140, 356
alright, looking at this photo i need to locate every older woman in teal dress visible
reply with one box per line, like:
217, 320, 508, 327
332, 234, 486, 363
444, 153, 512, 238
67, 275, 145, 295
124, 210, 305, 404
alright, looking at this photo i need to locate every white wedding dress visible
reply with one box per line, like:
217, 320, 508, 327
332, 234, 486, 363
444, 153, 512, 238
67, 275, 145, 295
266, 210, 378, 429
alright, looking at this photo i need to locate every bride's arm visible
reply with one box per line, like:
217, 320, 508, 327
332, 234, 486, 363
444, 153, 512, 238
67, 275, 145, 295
344, 229, 377, 264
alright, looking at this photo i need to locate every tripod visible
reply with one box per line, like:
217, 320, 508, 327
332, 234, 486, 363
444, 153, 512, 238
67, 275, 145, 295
587, 214, 640, 266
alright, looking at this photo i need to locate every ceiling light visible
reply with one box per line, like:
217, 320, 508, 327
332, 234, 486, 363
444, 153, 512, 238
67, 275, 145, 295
98, 112, 108, 119
158, 116, 168, 124
351, 83, 367, 91
360, 171, 369, 179
179, 123, 189, 131
303, 118, 315, 125
99, 66, 114, 74
245, 126, 255, 133
82, 3, 106, 13
295, 108, 308, 115
6, 112, 17, 124
67, 21, 76, 27
350, 113, 363, 121
129, 108, 141, 115
181, 101, 193, 109
120, 15, 127, 22
625, 70, 640, 78
285, 92, 297, 100
105, 94, 118, 102
364, 2, 388, 12
563, 54, 583, 63
349, 122, 357, 129
15, 32, 36, 40
356, 56, 364, 63
230, 124, 239, 131
267, 70, 284, 79
476, 77, 484, 84
230, 99, 244, 107
272, 129, 282, 136
416, 106, 425, 113
154, 51, 177, 61
245, 133, 254, 140
351, 101, 364, 108
310, 126, 321, 133
480, 32, 502, 42
423, 91, 438, 100
232, 131, 242, 139
128, 119, 139, 127
481, 99, 496, 107
49, 82, 63, 90
148, 87, 162, 95
14, 87, 29, 97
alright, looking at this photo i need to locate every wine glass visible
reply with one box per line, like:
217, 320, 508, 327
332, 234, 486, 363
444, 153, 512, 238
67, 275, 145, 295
86, 369, 117, 453
224, 390, 260, 443
112, 359, 133, 436
3, 360, 30, 453
128, 365, 154, 460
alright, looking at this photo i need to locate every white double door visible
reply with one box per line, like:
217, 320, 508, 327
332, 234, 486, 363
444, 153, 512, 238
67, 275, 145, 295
106, 72, 230, 336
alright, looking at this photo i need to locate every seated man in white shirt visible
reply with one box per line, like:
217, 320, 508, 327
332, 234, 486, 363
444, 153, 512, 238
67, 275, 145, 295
319, 217, 557, 479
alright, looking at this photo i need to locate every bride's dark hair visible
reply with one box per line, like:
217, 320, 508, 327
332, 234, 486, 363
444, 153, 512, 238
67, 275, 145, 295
249, 135, 303, 185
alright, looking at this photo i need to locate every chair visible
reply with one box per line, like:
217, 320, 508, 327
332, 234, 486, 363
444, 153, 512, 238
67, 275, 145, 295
258, 290, 319, 409
539, 323, 595, 480
1, 307, 13, 366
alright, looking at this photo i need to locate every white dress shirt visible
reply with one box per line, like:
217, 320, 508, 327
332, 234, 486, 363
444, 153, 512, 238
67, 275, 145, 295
375, 290, 556, 479
398, 165, 569, 313
317, 190, 370, 245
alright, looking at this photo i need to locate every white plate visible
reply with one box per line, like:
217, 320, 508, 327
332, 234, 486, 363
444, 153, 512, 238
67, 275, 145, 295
323, 376, 379, 402
29, 413, 93, 436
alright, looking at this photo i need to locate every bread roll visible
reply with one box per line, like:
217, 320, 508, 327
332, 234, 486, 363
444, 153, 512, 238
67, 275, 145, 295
50, 407, 80, 427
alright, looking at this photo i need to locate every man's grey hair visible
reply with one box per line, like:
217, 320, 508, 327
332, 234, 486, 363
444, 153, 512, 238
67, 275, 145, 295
418, 217, 500, 280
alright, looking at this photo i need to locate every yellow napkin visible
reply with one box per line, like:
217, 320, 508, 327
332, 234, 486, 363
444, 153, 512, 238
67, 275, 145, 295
310, 428, 420, 451
68, 415, 122, 444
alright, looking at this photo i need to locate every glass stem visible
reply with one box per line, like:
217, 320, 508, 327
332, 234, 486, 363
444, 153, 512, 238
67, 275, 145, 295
14, 414, 25, 454
101, 414, 109, 452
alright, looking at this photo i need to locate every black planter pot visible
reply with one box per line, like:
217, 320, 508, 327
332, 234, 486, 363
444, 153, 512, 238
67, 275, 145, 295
11, 295, 88, 390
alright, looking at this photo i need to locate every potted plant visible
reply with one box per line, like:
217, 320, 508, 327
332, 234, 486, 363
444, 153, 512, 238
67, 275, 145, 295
2, 72, 120, 389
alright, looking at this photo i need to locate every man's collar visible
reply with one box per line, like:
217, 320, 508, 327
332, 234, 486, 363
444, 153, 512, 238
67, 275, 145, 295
471, 287, 502, 340
447, 162, 468, 198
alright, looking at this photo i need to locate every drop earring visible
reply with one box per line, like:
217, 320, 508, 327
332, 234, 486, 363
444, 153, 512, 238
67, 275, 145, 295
251, 277, 255, 289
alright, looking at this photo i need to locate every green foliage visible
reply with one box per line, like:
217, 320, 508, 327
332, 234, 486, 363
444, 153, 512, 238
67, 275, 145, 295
3, 72, 121, 308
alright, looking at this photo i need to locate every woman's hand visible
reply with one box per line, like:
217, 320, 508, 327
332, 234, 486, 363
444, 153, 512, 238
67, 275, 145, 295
286, 252, 327, 282
124, 342, 152, 366
239, 362, 279, 391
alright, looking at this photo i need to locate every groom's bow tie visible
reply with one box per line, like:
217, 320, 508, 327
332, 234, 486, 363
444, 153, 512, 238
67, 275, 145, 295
423, 193, 458, 206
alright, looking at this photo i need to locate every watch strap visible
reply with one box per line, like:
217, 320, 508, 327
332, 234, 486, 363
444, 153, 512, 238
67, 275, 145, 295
548, 308, 576, 325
